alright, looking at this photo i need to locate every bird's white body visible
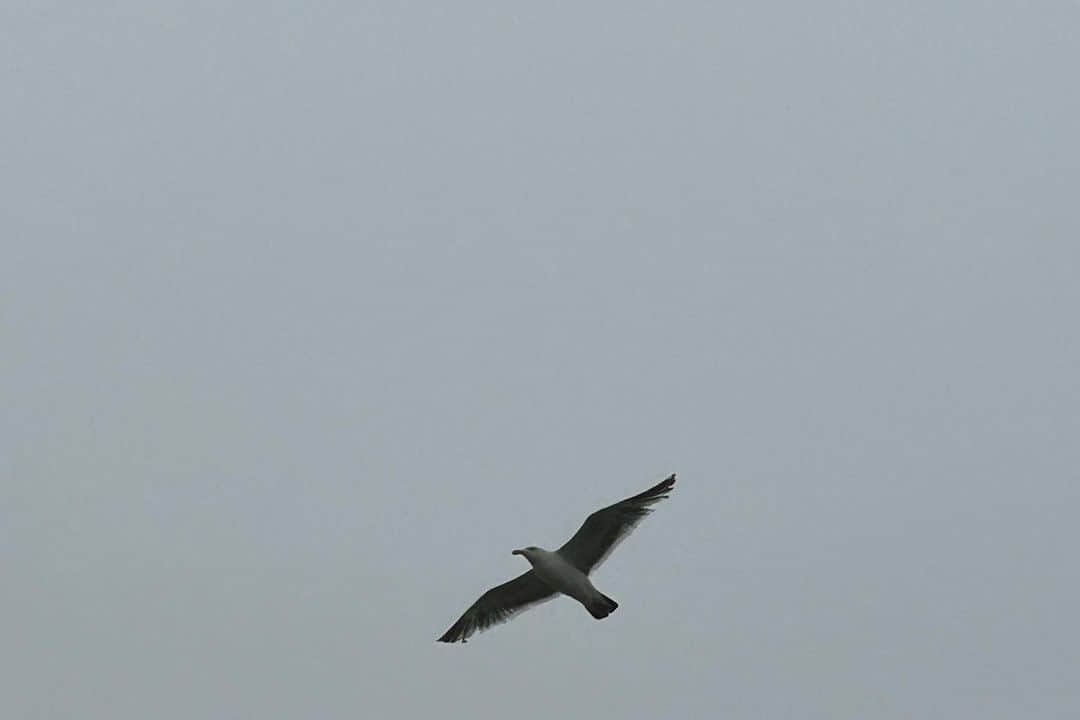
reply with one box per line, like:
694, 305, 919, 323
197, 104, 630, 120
517, 547, 601, 607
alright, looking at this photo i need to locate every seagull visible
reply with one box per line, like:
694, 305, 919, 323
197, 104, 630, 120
437, 473, 676, 643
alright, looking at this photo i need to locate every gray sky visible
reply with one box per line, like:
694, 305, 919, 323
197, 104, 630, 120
4, 2, 1079, 718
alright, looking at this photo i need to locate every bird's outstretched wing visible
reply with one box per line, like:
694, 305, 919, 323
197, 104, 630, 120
558, 474, 676, 574
437, 570, 556, 643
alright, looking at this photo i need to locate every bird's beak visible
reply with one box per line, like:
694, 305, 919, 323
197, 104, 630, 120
511, 549, 523, 556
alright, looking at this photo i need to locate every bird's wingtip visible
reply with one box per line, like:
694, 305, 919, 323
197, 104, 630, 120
437, 627, 468, 644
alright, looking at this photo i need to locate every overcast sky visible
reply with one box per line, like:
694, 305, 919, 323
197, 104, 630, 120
4, 2, 1079, 718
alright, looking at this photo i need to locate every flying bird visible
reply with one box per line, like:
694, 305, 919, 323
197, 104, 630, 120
437, 473, 676, 643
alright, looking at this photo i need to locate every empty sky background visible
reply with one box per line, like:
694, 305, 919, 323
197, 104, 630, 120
4, 2, 1079, 718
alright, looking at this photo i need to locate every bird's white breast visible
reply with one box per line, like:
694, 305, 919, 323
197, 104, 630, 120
528, 549, 596, 604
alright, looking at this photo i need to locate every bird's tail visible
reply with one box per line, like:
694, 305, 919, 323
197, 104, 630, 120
586, 593, 619, 619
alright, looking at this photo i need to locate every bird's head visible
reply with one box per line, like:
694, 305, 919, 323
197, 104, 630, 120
512, 546, 540, 560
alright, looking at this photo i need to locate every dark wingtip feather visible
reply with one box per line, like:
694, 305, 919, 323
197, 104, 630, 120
438, 617, 473, 643
624, 473, 676, 504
